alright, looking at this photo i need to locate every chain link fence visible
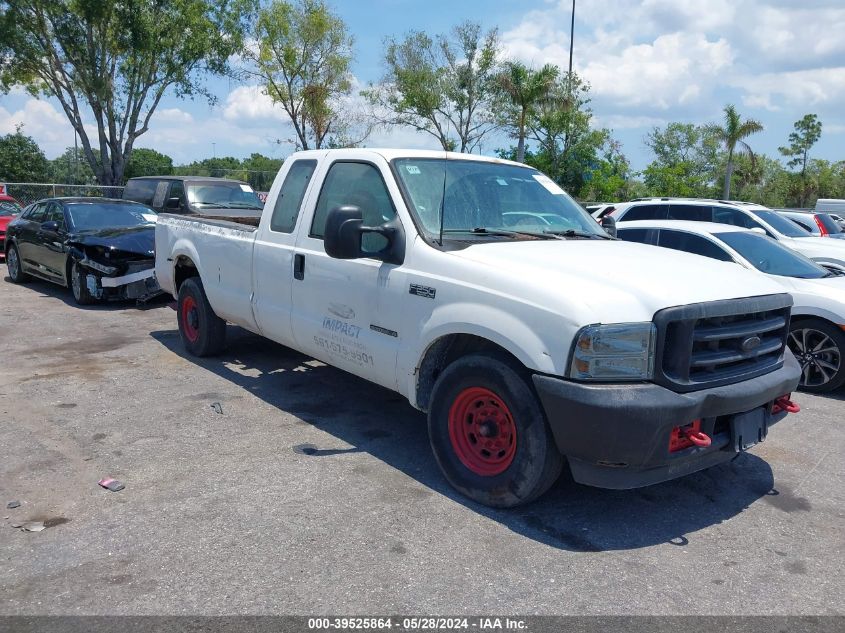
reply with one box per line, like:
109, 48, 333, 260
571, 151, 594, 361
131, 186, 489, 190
3, 183, 125, 208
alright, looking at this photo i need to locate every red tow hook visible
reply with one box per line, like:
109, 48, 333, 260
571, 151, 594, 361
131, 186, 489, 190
772, 395, 800, 415
682, 427, 711, 448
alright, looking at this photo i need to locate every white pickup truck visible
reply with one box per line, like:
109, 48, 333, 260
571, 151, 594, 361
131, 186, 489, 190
156, 149, 801, 507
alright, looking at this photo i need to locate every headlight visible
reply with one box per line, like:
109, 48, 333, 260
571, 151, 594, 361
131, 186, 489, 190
569, 322, 656, 381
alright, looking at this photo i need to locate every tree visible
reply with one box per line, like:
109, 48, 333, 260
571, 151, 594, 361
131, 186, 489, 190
241, 152, 283, 190
779, 114, 823, 207
245, 0, 357, 151
642, 122, 722, 197
365, 21, 500, 152
0, 0, 248, 186
711, 104, 764, 200
50, 146, 97, 184
0, 125, 50, 182
124, 148, 173, 180
495, 61, 558, 163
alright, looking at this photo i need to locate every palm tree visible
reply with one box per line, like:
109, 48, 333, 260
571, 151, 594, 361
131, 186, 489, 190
496, 61, 559, 163
713, 104, 764, 200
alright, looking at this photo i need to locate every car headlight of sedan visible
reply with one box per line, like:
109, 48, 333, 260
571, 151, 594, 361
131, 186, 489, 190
568, 322, 656, 381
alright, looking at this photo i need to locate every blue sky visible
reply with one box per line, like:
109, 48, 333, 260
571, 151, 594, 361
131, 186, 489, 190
1, 0, 844, 173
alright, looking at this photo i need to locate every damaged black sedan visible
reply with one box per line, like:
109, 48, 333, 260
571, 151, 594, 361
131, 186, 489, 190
4, 197, 161, 305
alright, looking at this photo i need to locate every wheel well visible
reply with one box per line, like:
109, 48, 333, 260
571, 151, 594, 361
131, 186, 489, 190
174, 255, 199, 291
415, 334, 523, 411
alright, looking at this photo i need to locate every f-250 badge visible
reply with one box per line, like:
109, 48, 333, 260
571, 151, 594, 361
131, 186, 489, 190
409, 284, 436, 299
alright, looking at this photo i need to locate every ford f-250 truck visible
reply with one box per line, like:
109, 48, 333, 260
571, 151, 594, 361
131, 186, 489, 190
155, 149, 801, 507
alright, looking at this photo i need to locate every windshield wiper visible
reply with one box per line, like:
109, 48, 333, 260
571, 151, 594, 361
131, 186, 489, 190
442, 227, 564, 240
227, 202, 263, 209
545, 229, 613, 240
193, 201, 232, 208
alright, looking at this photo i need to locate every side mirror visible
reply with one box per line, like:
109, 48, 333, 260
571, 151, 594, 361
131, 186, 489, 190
165, 197, 181, 209
601, 214, 617, 238
40, 220, 60, 233
324, 205, 405, 265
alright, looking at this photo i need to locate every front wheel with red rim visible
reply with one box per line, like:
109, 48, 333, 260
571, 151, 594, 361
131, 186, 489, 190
177, 277, 226, 357
448, 387, 517, 476
428, 353, 563, 508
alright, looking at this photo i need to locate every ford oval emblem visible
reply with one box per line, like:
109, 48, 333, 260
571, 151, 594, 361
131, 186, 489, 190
740, 335, 762, 352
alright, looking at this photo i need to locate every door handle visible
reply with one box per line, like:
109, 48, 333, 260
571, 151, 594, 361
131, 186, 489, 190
293, 253, 305, 280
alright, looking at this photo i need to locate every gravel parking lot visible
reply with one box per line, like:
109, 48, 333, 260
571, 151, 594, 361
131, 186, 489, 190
1, 262, 843, 616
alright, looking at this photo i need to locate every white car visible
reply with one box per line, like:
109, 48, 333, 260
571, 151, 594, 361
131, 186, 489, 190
617, 219, 845, 392
610, 198, 845, 272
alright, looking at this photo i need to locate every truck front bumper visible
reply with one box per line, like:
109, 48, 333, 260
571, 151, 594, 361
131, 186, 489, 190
532, 353, 802, 489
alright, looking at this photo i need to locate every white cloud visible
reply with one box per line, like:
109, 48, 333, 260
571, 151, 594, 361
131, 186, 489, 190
0, 99, 72, 151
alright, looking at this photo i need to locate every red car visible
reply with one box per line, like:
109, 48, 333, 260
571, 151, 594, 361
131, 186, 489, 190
0, 192, 23, 259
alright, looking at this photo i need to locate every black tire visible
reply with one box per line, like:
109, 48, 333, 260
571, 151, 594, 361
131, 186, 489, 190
6, 243, 30, 283
177, 277, 226, 357
70, 259, 96, 305
788, 318, 845, 393
427, 352, 563, 508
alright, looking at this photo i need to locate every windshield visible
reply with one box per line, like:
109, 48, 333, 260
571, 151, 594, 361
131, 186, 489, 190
187, 183, 262, 210
0, 201, 21, 216
393, 158, 605, 239
67, 203, 157, 230
752, 209, 810, 238
715, 230, 828, 278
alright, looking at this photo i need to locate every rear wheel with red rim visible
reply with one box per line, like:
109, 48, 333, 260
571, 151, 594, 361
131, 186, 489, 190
428, 352, 563, 508
177, 277, 226, 356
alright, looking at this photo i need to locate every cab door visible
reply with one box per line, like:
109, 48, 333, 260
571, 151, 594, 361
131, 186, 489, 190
253, 159, 319, 347
289, 156, 406, 390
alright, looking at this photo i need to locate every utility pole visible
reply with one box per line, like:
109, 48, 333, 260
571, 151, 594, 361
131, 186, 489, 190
568, 0, 575, 78
212, 142, 216, 158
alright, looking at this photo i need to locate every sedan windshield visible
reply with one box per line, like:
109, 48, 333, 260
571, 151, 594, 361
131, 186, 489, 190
0, 201, 21, 216
715, 230, 829, 279
187, 183, 262, 210
67, 203, 157, 230
393, 158, 605, 239
752, 210, 811, 238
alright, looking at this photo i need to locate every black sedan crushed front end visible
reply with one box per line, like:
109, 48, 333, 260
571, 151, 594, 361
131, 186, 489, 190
69, 228, 162, 302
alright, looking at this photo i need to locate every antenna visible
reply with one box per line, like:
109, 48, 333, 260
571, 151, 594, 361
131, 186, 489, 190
439, 150, 448, 246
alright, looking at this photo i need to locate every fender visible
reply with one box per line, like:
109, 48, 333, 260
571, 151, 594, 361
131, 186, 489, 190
404, 301, 574, 407
792, 306, 845, 326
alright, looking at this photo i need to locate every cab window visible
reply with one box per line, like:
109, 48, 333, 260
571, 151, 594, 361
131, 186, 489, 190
311, 162, 397, 253
271, 160, 316, 233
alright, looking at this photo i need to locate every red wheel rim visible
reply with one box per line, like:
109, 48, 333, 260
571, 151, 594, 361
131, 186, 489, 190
181, 295, 200, 342
448, 387, 517, 476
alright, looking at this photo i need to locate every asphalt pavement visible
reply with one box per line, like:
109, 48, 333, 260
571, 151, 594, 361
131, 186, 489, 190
0, 264, 842, 615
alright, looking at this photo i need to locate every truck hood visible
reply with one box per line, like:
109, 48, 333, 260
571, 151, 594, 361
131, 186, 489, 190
69, 225, 155, 257
451, 239, 788, 323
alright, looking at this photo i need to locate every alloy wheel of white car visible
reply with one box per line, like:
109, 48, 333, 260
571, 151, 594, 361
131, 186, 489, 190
788, 324, 844, 391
